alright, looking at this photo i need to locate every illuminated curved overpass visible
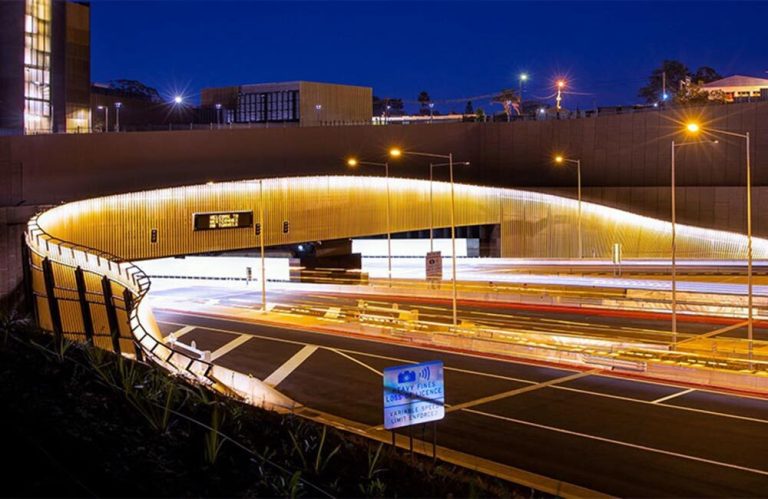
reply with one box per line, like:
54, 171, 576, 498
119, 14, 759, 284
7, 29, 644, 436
24, 176, 768, 399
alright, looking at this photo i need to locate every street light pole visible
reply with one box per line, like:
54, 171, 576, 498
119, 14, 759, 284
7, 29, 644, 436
670, 138, 720, 348
115, 102, 122, 132
346, 158, 393, 287
429, 163, 434, 252
259, 179, 266, 311
554, 156, 582, 259
519, 74, 528, 116
389, 149, 469, 327
671, 140, 678, 344
684, 123, 752, 363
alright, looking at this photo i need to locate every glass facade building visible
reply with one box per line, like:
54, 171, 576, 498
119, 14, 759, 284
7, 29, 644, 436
237, 90, 299, 123
0, 0, 90, 135
24, 0, 52, 133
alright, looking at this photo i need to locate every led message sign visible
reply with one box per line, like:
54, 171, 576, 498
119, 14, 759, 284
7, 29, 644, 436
193, 211, 253, 231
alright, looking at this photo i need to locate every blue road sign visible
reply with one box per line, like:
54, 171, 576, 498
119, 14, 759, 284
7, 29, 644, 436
383, 360, 445, 430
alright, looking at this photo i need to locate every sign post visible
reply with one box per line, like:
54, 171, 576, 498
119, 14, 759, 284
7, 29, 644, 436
383, 360, 445, 456
425, 251, 443, 285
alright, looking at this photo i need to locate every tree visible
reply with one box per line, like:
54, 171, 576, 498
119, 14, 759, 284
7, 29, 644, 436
475, 108, 486, 122
638, 60, 689, 103
491, 88, 520, 121
464, 101, 474, 115
107, 79, 161, 102
417, 91, 431, 115
693, 66, 722, 84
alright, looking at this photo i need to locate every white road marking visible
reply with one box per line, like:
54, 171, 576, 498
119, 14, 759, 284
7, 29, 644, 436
263, 345, 319, 387
170, 325, 195, 338
446, 370, 600, 413
464, 407, 768, 477
651, 388, 696, 404
155, 315, 768, 425
328, 348, 383, 377
209, 334, 252, 361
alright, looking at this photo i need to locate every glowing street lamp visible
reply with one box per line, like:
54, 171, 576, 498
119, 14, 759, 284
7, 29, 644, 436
390, 148, 464, 327
346, 157, 393, 287
554, 155, 582, 259
173, 95, 183, 105
215, 103, 222, 128
685, 121, 754, 363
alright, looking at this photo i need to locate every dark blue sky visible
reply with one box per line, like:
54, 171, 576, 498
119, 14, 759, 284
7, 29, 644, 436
92, 1, 768, 112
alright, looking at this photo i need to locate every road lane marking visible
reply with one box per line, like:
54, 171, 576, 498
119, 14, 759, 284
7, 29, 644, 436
209, 334, 252, 361
675, 320, 749, 345
328, 348, 383, 377
263, 345, 319, 387
652, 388, 696, 404
446, 369, 600, 413
155, 315, 768, 423
464, 407, 768, 477
169, 325, 195, 338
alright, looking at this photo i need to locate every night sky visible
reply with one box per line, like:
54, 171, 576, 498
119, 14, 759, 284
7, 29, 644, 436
91, 1, 768, 112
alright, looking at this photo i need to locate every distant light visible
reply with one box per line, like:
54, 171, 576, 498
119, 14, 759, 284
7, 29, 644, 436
662, 93, 669, 101
97, 105, 104, 110
298, 244, 304, 251
555, 155, 564, 164
315, 104, 322, 110
115, 102, 122, 108
429, 102, 435, 108
215, 103, 222, 110
347, 158, 358, 167
520, 73, 528, 81
174, 96, 183, 104
653, 102, 659, 108
206, 181, 214, 185
557, 80, 566, 88
389, 148, 402, 158
685, 122, 700, 134
539, 108, 545, 114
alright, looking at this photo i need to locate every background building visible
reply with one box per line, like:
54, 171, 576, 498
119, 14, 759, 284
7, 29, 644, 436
0, 0, 91, 135
702, 75, 768, 103
201, 81, 372, 127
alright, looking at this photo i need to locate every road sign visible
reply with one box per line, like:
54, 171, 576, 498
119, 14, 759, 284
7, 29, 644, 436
425, 251, 443, 279
383, 360, 445, 430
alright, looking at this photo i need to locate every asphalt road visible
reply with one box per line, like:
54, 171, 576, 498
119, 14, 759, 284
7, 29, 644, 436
154, 308, 768, 497
150, 285, 768, 346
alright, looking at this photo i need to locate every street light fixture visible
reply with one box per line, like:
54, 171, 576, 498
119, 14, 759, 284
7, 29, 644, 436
215, 103, 222, 128
669, 137, 719, 347
347, 157, 393, 288
554, 155, 583, 259
685, 121, 754, 363
174, 95, 183, 104
390, 148, 463, 327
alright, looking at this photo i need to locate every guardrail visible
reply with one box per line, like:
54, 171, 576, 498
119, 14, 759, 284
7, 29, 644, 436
24, 211, 294, 411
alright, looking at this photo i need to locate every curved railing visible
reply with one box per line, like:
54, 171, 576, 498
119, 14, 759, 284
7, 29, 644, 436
25, 213, 294, 410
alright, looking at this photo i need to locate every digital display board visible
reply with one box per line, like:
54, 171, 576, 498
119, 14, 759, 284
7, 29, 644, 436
193, 211, 253, 231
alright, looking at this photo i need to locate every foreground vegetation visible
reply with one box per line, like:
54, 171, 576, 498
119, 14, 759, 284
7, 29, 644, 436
0, 308, 542, 497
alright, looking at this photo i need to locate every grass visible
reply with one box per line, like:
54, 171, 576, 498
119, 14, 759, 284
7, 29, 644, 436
0, 308, 546, 498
